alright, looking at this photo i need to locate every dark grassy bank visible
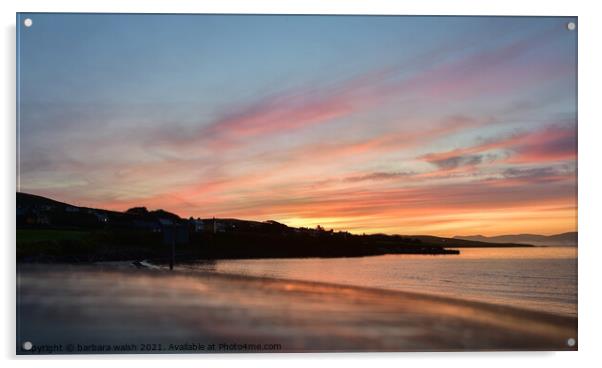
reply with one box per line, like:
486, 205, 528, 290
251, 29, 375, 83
16, 228, 461, 263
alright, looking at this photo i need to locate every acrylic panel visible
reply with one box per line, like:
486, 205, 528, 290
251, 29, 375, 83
16, 13, 578, 354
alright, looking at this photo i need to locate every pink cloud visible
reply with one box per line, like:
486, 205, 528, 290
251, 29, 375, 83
151, 25, 563, 155
506, 125, 577, 163
420, 124, 576, 169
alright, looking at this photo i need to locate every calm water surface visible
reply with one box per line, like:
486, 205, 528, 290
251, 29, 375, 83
187, 247, 577, 316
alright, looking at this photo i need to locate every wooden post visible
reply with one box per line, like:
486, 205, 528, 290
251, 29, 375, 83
170, 223, 175, 270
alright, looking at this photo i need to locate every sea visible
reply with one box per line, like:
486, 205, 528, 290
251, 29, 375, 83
185, 247, 577, 317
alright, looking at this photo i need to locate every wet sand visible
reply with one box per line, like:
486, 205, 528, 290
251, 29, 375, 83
17, 264, 577, 354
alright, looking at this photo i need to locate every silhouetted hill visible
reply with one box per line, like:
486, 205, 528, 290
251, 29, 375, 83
453, 232, 577, 247
17, 192, 538, 262
17, 192, 73, 209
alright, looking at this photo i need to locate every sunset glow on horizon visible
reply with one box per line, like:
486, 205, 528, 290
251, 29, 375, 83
18, 15, 577, 237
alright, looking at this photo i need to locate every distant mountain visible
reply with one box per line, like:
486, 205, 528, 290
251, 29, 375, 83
453, 232, 577, 247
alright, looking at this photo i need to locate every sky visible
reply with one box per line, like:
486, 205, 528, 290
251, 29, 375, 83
17, 14, 577, 236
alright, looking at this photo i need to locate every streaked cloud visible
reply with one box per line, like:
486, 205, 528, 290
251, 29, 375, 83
18, 15, 577, 236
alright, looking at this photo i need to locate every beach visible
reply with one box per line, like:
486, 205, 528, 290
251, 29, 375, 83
17, 263, 577, 354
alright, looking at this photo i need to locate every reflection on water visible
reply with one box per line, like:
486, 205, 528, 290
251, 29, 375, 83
187, 247, 577, 316
17, 263, 577, 352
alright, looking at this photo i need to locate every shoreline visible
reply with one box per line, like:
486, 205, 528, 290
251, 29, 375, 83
17, 249, 462, 264
17, 262, 577, 353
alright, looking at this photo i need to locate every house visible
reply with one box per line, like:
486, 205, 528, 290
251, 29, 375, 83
94, 212, 109, 223
189, 218, 204, 232
207, 218, 226, 233
158, 218, 174, 227
133, 219, 161, 232
16, 207, 27, 217
23, 210, 50, 225
37, 214, 50, 225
